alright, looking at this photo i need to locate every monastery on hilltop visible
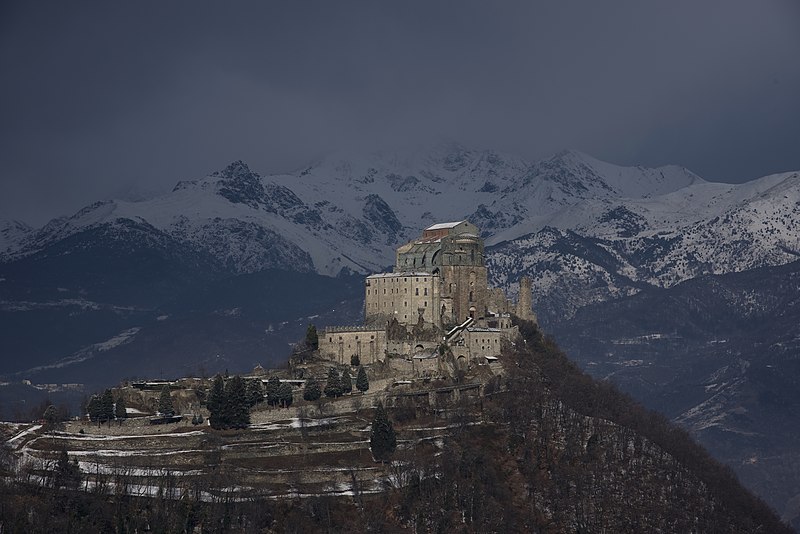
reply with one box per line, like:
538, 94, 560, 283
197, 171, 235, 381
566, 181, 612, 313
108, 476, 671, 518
319, 221, 536, 373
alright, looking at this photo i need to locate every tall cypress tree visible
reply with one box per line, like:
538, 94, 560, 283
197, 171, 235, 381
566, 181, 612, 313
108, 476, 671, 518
158, 385, 175, 417
278, 382, 294, 408
114, 396, 127, 421
224, 375, 250, 428
246, 379, 264, 407
370, 401, 397, 462
305, 324, 319, 350
101, 389, 115, 423
266, 376, 281, 407
324, 368, 342, 398
87, 395, 101, 422
303, 376, 322, 401
356, 366, 369, 393
208, 375, 225, 428
341, 368, 353, 394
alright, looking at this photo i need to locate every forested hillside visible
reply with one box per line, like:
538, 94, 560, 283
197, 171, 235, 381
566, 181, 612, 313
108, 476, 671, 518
0, 319, 788, 532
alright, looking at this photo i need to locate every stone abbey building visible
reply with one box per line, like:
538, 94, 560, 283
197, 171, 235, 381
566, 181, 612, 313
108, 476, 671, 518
319, 221, 535, 371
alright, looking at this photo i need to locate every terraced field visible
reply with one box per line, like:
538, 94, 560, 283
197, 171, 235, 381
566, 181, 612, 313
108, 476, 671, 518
3, 398, 465, 500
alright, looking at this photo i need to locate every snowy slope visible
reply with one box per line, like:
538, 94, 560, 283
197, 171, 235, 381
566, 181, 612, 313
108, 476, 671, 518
0, 219, 32, 257
2, 145, 799, 314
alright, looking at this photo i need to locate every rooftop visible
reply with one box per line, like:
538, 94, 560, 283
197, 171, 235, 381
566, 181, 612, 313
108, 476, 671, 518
424, 221, 466, 231
367, 271, 433, 279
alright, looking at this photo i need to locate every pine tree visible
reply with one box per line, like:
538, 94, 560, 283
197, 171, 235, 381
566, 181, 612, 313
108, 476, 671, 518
101, 389, 114, 423
53, 449, 81, 489
305, 324, 319, 350
350, 353, 360, 366
278, 382, 294, 408
341, 368, 353, 394
370, 402, 397, 462
303, 376, 322, 401
208, 375, 226, 429
324, 368, 343, 398
114, 396, 127, 421
356, 366, 369, 393
43, 404, 59, 430
87, 395, 101, 422
266, 376, 281, 407
223, 375, 250, 428
246, 379, 264, 407
158, 385, 175, 417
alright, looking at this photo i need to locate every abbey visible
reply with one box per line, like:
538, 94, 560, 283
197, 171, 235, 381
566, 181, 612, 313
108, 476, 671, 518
319, 221, 536, 371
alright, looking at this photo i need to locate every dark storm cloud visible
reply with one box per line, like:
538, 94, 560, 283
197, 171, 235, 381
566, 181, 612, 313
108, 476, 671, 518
1, 1, 799, 225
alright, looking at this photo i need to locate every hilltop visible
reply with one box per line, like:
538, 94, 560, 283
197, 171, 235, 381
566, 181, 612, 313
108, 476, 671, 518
0, 319, 790, 532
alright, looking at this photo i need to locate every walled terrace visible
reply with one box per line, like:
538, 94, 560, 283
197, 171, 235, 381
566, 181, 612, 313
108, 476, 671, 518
2, 363, 502, 501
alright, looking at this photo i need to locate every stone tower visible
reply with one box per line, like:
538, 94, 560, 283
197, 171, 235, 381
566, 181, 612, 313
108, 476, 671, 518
516, 276, 536, 323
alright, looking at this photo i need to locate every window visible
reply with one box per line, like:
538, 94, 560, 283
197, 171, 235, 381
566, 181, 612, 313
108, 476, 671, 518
424, 288, 428, 296
415, 288, 419, 296
424, 301, 427, 307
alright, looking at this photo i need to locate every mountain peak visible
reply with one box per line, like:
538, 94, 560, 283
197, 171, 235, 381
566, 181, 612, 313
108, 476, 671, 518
214, 160, 255, 180
210, 160, 267, 208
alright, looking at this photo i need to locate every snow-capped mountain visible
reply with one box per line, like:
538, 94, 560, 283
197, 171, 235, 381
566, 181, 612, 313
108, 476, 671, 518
6, 145, 798, 288
0, 219, 32, 255
2, 144, 798, 518
3, 144, 799, 326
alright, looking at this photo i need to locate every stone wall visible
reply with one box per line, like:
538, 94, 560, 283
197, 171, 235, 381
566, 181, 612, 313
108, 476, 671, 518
365, 273, 438, 326
319, 327, 386, 365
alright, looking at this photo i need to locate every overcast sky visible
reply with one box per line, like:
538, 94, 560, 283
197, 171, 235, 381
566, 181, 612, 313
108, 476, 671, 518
1, 1, 799, 226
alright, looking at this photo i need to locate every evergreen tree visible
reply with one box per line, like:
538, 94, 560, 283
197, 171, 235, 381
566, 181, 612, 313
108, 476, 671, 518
208, 375, 226, 429
223, 375, 250, 428
52, 449, 81, 489
305, 324, 319, 350
370, 402, 397, 462
101, 389, 115, 423
266, 376, 281, 407
43, 404, 59, 430
324, 368, 343, 398
114, 396, 127, 421
350, 353, 360, 367
87, 395, 101, 422
246, 379, 264, 407
278, 383, 294, 408
356, 366, 369, 393
341, 368, 353, 394
303, 376, 322, 401
158, 385, 175, 417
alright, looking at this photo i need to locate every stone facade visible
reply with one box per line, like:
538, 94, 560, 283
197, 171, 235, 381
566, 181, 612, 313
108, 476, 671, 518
319, 221, 536, 369
318, 326, 386, 365
365, 272, 438, 325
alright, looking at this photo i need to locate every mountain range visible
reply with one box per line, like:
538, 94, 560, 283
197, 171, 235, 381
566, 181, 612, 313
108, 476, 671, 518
1, 142, 799, 524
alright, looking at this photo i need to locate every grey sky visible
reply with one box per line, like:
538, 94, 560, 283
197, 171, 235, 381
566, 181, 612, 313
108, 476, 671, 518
1, 1, 799, 226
